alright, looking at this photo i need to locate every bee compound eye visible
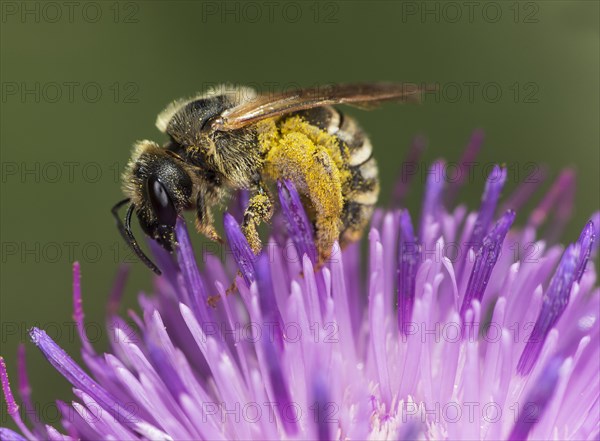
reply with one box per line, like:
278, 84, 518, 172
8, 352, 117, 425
148, 177, 177, 226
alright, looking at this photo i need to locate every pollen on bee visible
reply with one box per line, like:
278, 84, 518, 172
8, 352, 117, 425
257, 115, 351, 261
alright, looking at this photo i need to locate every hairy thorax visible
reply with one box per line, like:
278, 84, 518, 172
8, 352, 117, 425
190, 130, 263, 189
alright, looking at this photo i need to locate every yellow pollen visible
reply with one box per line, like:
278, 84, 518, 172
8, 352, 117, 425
256, 115, 351, 261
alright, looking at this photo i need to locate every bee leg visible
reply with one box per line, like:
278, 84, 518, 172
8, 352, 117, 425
195, 190, 223, 243
296, 150, 345, 266
242, 185, 274, 254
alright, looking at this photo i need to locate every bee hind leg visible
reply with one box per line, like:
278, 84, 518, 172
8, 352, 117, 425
242, 184, 274, 254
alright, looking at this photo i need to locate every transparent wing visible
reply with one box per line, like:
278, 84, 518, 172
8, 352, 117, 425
210, 82, 434, 132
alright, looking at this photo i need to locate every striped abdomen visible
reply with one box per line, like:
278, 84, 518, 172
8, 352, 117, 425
293, 106, 379, 246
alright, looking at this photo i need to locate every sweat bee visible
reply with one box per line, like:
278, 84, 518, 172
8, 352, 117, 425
112, 83, 425, 274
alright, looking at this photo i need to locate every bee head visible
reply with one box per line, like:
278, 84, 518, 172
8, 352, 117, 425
114, 141, 195, 274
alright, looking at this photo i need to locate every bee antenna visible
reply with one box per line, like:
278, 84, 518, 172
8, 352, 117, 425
111, 198, 162, 275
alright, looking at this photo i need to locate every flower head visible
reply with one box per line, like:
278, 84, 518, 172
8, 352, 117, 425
1, 132, 598, 440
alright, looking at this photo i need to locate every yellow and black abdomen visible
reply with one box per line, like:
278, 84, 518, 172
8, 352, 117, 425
292, 106, 380, 246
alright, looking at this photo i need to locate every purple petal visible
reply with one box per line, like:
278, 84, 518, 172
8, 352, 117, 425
0, 428, 27, 441
393, 135, 427, 204
223, 212, 256, 284
547, 170, 577, 242
397, 210, 420, 334
231, 189, 250, 224
575, 220, 595, 282
0, 357, 35, 440
148, 238, 179, 286
467, 165, 507, 250
146, 341, 187, 400
590, 211, 600, 255
529, 169, 576, 229
28, 328, 139, 431
17, 345, 46, 438
501, 165, 548, 214
420, 160, 445, 240
72, 262, 95, 354
398, 421, 422, 441
254, 253, 284, 350
0, 357, 19, 417
262, 332, 297, 435
73, 388, 136, 440
460, 210, 515, 318
175, 217, 211, 324
16, 345, 32, 413
311, 371, 332, 441
278, 179, 317, 263
508, 357, 563, 440
528, 169, 575, 242
444, 128, 485, 206
517, 244, 580, 375
107, 264, 130, 317
45, 425, 74, 441
57, 399, 96, 440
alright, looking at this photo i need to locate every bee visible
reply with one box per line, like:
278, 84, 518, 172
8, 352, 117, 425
112, 83, 426, 274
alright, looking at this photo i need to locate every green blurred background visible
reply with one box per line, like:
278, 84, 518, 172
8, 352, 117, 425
1, 0, 598, 430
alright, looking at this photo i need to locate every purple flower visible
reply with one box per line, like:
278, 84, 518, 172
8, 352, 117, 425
2, 131, 598, 440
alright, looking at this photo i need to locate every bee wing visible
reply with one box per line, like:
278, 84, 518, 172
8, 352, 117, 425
211, 82, 433, 132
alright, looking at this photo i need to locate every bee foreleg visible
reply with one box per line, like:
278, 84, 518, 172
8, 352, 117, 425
242, 185, 274, 254
195, 190, 223, 243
